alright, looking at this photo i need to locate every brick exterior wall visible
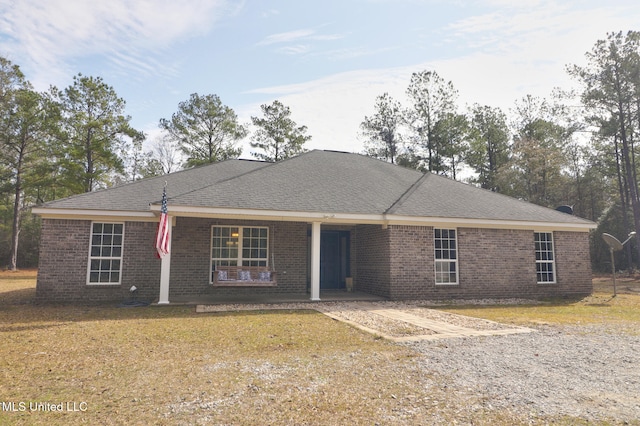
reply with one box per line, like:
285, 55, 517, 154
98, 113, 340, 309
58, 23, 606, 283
36, 218, 592, 303
387, 225, 434, 299
169, 218, 309, 298
554, 231, 593, 297
36, 219, 160, 303
122, 221, 162, 300
381, 225, 592, 300
355, 225, 392, 297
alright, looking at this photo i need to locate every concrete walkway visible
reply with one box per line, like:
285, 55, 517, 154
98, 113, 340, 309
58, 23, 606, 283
197, 300, 535, 342
318, 302, 535, 342
365, 308, 534, 341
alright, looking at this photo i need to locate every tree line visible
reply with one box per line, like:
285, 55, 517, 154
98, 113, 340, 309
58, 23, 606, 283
0, 64, 310, 270
361, 68, 587, 210
2, 30, 639, 271
362, 31, 640, 271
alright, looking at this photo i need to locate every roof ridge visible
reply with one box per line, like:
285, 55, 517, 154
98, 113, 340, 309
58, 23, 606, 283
161, 152, 318, 205
165, 151, 324, 202
160, 159, 273, 204
385, 172, 430, 215
202, 149, 318, 187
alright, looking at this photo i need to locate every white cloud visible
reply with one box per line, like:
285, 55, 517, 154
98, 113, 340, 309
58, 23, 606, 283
311, 34, 345, 42
319, 45, 399, 61
0, 0, 237, 89
257, 29, 316, 46
261, 9, 280, 18
237, 0, 640, 156
240, 67, 414, 155
257, 27, 345, 57
6, 0, 639, 163
276, 45, 312, 55
447, 0, 637, 64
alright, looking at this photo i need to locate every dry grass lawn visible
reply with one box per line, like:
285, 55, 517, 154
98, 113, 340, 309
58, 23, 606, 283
1, 270, 637, 425
439, 275, 640, 334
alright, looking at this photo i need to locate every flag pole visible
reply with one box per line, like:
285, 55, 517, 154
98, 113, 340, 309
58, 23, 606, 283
155, 183, 170, 258
157, 182, 171, 304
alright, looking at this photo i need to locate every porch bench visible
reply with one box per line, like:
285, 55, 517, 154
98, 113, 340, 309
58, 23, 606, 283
212, 266, 277, 287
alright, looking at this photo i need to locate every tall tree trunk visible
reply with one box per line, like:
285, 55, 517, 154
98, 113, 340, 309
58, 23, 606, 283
487, 137, 496, 191
85, 129, 94, 192
626, 102, 639, 202
9, 153, 23, 271
615, 135, 633, 267
617, 104, 640, 267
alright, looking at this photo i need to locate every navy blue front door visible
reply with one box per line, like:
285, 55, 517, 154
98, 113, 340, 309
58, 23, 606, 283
320, 231, 350, 289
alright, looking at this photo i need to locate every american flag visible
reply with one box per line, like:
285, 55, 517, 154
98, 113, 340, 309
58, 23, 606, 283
155, 186, 170, 258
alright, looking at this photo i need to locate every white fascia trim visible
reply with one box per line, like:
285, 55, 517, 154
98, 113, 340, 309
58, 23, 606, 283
385, 215, 596, 232
148, 205, 595, 232
32, 207, 157, 222
149, 205, 384, 224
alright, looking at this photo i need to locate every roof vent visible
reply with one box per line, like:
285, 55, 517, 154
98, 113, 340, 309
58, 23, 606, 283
555, 205, 573, 215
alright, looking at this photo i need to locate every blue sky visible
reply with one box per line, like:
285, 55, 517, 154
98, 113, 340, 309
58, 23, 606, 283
1, 0, 639, 157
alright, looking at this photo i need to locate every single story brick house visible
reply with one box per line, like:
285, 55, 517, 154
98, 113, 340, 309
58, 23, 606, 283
33, 150, 596, 303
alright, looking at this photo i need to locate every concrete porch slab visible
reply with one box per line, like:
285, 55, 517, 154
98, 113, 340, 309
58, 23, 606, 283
168, 290, 386, 306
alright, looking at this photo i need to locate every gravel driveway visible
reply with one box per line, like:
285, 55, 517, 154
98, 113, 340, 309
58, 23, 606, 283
317, 301, 640, 422
407, 324, 640, 423
198, 301, 640, 423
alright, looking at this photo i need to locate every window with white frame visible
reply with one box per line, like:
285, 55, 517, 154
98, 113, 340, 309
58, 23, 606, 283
88, 222, 124, 284
434, 228, 458, 284
535, 232, 555, 283
211, 226, 268, 280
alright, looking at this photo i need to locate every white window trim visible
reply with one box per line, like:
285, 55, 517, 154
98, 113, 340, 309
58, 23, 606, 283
434, 228, 459, 286
86, 221, 125, 286
210, 225, 269, 283
535, 231, 557, 284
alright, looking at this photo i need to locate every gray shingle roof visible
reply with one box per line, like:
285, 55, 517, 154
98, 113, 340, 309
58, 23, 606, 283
388, 172, 594, 224
169, 150, 422, 214
39, 159, 268, 211
37, 150, 594, 227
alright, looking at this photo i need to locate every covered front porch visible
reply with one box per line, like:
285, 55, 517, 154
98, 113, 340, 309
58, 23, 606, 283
154, 214, 391, 305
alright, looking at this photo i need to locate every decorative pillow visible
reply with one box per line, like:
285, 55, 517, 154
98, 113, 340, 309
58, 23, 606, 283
258, 271, 271, 281
217, 270, 228, 281
238, 270, 251, 281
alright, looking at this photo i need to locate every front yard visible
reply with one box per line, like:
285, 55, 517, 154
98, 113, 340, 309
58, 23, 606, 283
1, 270, 639, 425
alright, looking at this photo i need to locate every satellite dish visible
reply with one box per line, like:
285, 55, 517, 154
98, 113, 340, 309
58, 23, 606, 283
555, 205, 573, 215
602, 233, 624, 251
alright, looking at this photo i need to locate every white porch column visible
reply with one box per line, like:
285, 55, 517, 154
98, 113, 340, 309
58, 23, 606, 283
310, 221, 321, 301
158, 216, 173, 305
